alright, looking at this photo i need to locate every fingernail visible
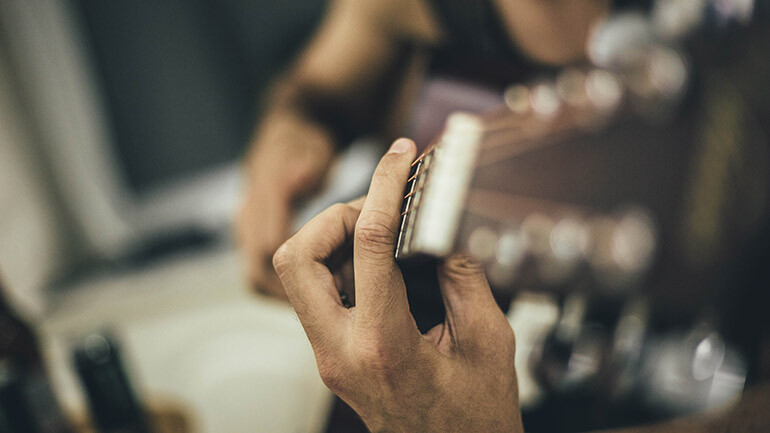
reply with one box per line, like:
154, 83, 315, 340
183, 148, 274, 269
387, 138, 413, 154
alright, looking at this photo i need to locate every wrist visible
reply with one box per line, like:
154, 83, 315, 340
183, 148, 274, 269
248, 112, 335, 172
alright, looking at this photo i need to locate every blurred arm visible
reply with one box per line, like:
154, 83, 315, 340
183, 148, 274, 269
238, 0, 440, 297
248, 0, 440, 161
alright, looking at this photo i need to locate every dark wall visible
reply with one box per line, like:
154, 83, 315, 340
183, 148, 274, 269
75, 0, 326, 193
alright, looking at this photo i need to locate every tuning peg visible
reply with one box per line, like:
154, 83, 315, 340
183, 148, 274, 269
652, 0, 708, 40
539, 216, 590, 286
585, 69, 624, 114
551, 218, 590, 261
556, 69, 590, 108
486, 228, 527, 287
465, 224, 526, 287
530, 83, 562, 119
467, 226, 499, 262
504, 84, 531, 115
586, 208, 657, 291
588, 12, 654, 69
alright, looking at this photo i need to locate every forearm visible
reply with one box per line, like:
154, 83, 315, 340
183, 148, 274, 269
237, 79, 339, 297
246, 81, 337, 174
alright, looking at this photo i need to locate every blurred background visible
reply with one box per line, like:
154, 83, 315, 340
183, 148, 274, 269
0, 1, 350, 431
1, 1, 768, 432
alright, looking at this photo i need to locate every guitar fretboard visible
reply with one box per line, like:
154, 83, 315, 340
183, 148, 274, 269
393, 52, 688, 290
395, 113, 483, 260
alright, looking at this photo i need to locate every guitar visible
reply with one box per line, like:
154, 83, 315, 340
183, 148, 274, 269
397, 9, 769, 306
395, 5, 770, 427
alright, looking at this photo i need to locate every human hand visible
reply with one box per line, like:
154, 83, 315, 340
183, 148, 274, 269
273, 138, 524, 432
237, 133, 334, 300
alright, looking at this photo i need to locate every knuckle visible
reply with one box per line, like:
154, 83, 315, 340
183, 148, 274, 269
317, 359, 346, 393
443, 255, 488, 283
327, 202, 349, 216
318, 202, 357, 230
446, 254, 485, 274
355, 213, 398, 253
271, 241, 296, 276
354, 337, 398, 372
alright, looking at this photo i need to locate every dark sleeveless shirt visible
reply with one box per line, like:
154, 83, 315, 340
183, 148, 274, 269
403, 1, 541, 334
405, 0, 559, 151
423, 0, 654, 88
424, 0, 552, 89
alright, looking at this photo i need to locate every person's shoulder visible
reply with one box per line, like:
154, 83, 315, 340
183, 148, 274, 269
339, 0, 443, 44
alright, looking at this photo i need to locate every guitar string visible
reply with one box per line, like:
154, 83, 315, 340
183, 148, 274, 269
403, 113, 578, 202
402, 101, 604, 221
407, 104, 515, 167
464, 188, 592, 223
475, 126, 581, 168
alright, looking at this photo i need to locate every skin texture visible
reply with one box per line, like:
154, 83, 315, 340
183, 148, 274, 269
240, 1, 770, 430
237, 0, 438, 298
493, 0, 610, 64
236, 0, 609, 298
275, 139, 770, 432
273, 139, 524, 432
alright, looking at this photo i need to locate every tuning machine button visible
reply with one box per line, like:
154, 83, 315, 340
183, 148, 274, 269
504, 85, 531, 115
652, 0, 708, 40
586, 69, 624, 114
467, 226, 499, 262
589, 12, 655, 69
540, 217, 591, 285
521, 214, 574, 286
486, 229, 527, 287
647, 46, 688, 99
586, 208, 657, 291
467, 225, 527, 287
530, 83, 562, 119
556, 69, 590, 108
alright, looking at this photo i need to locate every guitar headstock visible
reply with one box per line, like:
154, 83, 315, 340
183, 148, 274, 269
395, 7, 770, 419
396, 15, 770, 308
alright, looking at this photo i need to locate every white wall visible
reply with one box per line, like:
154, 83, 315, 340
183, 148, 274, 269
0, 40, 70, 315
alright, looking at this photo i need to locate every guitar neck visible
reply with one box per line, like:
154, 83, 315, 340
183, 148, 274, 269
395, 16, 770, 303
396, 113, 483, 261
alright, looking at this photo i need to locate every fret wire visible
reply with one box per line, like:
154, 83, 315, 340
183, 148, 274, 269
407, 165, 429, 183
411, 152, 427, 167
407, 170, 421, 183
411, 143, 438, 167
400, 93, 609, 256
404, 184, 426, 200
